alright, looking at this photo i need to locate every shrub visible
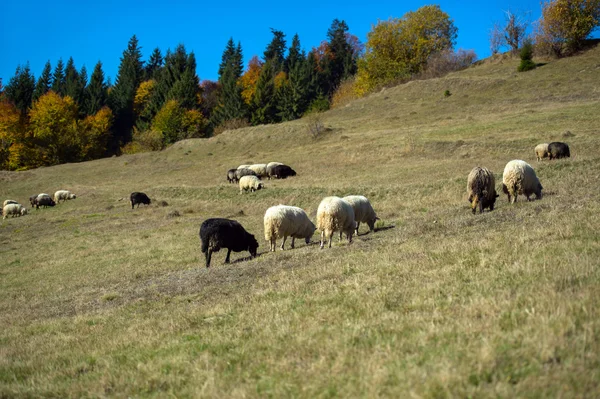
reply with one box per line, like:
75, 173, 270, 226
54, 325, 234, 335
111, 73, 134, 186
307, 96, 330, 113
331, 78, 359, 109
304, 112, 325, 140
121, 128, 164, 154
518, 40, 537, 71
212, 118, 250, 136
418, 49, 477, 79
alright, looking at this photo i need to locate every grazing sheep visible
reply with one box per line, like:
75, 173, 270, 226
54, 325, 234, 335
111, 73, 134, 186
54, 190, 77, 203
316, 196, 357, 249
502, 160, 543, 203
466, 167, 499, 214
235, 168, 258, 181
342, 195, 380, 234
227, 169, 238, 183
3, 200, 18, 207
535, 143, 549, 161
247, 164, 268, 178
548, 142, 570, 160
264, 205, 316, 251
34, 194, 55, 209
266, 162, 283, 179
130, 192, 151, 209
269, 164, 297, 179
29, 195, 39, 207
3, 203, 27, 219
199, 218, 259, 267
237, 164, 251, 170
239, 175, 264, 193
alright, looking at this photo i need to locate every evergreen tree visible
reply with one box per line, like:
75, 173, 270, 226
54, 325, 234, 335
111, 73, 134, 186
263, 29, 286, 71
4, 63, 35, 115
51, 59, 66, 96
64, 57, 80, 98
285, 34, 302, 73
304, 50, 321, 105
277, 49, 308, 121
33, 61, 52, 101
251, 60, 277, 125
168, 52, 201, 110
86, 61, 108, 115
145, 47, 163, 80
151, 45, 188, 113
322, 19, 356, 96
110, 35, 144, 150
213, 40, 247, 124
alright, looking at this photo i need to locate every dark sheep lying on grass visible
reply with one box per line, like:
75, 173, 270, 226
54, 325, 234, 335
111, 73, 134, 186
200, 218, 259, 268
466, 166, 498, 214
269, 164, 297, 179
548, 142, 570, 160
130, 192, 151, 209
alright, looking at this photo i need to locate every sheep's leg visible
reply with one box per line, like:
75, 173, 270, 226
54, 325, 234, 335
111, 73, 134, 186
205, 249, 212, 268
281, 236, 286, 250
356, 221, 360, 235
270, 238, 276, 252
479, 200, 484, 214
339, 230, 343, 241
328, 232, 333, 248
290, 237, 295, 249
225, 249, 232, 263
320, 231, 325, 249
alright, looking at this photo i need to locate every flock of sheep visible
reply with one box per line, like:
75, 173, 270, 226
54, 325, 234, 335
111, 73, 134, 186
2, 190, 76, 219
3, 141, 571, 268
467, 141, 570, 214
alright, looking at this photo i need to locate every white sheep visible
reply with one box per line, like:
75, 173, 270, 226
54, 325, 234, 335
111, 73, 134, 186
502, 160, 543, 203
237, 164, 251, 170
264, 205, 316, 251
3, 203, 27, 219
342, 195, 379, 235
266, 162, 283, 179
316, 196, 357, 249
247, 164, 268, 178
239, 175, 264, 193
3, 200, 18, 207
54, 190, 77, 203
535, 143, 549, 162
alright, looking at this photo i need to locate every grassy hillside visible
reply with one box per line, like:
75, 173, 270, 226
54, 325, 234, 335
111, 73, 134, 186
1, 46, 600, 397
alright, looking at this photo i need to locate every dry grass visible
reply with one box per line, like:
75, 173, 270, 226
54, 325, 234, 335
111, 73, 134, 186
1, 44, 600, 397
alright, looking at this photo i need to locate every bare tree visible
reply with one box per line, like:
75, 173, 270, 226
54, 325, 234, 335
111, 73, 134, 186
489, 10, 531, 55
489, 21, 503, 55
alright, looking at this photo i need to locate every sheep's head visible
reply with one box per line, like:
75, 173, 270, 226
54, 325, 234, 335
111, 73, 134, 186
247, 234, 259, 257
367, 216, 379, 231
69, 194, 77, 199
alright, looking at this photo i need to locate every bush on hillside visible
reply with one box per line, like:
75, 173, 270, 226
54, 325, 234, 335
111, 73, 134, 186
331, 78, 360, 109
518, 40, 537, 71
418, 49, 478, 79
306, 96, 330, 113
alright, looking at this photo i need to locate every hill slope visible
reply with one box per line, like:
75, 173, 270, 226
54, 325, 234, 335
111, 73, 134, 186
1, 47, 600, 397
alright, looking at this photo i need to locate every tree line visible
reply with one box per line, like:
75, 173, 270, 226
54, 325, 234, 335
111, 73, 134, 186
1, 1, 598, 170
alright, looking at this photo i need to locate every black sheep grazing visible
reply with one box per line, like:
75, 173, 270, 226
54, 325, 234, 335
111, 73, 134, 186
227, 169, 238, 183
29, 195, 37, 207
270, 164, 297, 179
130, 192, 151, 209
548, 142, 570, 160
199, 218, 258, 268
34, 195, 55, 209
235, 168, 258, 181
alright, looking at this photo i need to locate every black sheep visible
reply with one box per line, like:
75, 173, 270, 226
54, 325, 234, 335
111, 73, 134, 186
29, 195, 37, 207
227, 169, 238, 183
548, 142, 570, 160
270, 164, 297, 179
130, 192, 151, 209
34, 195, 55, 209
235, 168, 258, 181
199, 218, 258, 268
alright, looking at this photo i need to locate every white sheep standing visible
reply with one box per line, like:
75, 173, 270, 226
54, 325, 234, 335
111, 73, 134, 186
316, 196, 357, 249
502, 160, 543, 203
3, 200, 18, 207
264, 205, 316, 251
247, 164, 268, 178
342, 195, 379, 235
535, 143, 549, 162
3, 203, 27, 219
239, 175, 264, 194
54, 190, 77, 203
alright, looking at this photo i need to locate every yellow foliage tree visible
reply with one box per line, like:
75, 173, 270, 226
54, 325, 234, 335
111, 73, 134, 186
78, 106, 113, 160
151, 100, 207, 146
535, 0, 600, 56
0, 99, 24, 169
355, 5, 458, 95
239, 56, 263, 105
134, 79, 156, 116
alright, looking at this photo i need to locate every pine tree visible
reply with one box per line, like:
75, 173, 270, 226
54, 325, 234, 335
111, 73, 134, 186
145, 47, 163, 80
304, 50, 321, 105
51, 59, 66, 96
263, 29, 286, 71
33, 61, 52, 102
277, 48, 308, 121
86, 61, 108, 115
168, 52, 200, 110
4, 63, 35, 115
251, 60, 277, 125
78, 65, 88, 113
64, 57, 80, 100
213, 40, 247, 125
151, 44, 188, 113
285, 34, 302, 73
322, 19, 356, 96
110, 35, 144, 150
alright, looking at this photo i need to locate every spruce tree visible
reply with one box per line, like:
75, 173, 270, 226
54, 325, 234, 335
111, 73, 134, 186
168, 52, 200, 110
4, 63, 35, 115
51, 59, 66, 96
263, 29, 286, 71
213, 40, 247, 125
322, 19, 356, 96
251, 60, 277, 125
110, 35, 145, 149
33, 61, 52, 101
86, 61, 107, 115
64, 57, 80, 100
278, 49, 308, 121
285, 34, 302, 73
145, 47, 164, 80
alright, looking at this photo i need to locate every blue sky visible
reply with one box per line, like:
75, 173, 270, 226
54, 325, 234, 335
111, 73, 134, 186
1, 1, 546, 84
